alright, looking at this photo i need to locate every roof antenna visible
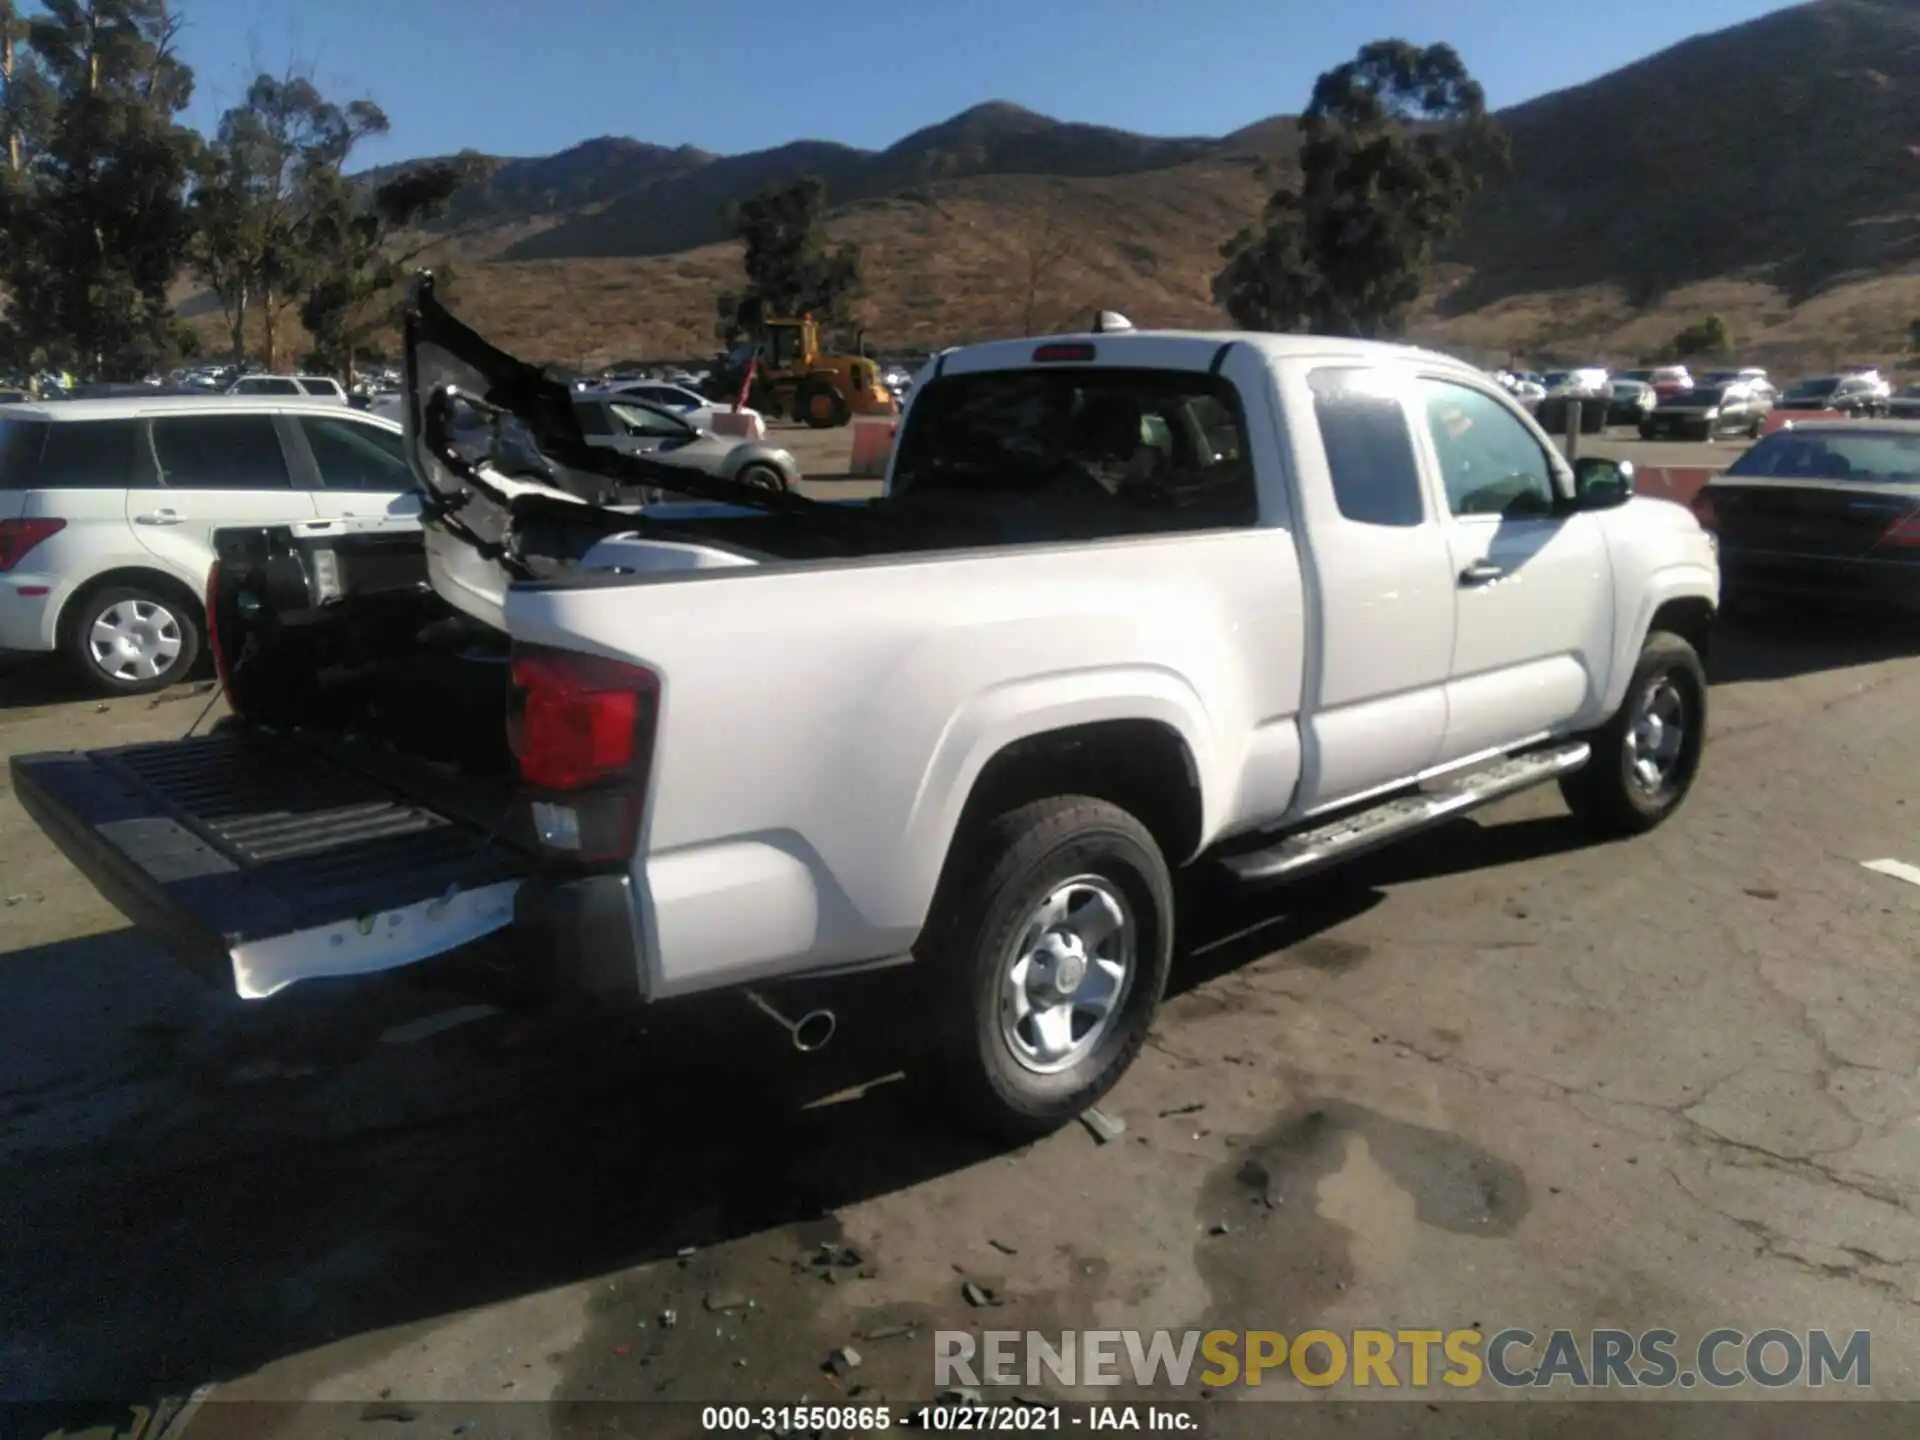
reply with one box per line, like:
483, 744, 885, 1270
1092, 310, 1134, 334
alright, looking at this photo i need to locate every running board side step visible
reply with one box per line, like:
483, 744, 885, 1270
1218, 742, 1592, 885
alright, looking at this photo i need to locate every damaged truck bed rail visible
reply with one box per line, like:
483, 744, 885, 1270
401, 271, 882, 576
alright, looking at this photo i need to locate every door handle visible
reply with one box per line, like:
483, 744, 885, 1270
134, 509, 183, 526
1458, 560, 1506, 586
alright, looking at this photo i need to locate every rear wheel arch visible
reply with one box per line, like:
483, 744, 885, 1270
941, 719, 1205, 877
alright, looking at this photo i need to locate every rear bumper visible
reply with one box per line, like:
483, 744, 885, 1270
10, 732, 647, 1004
0, 578, 62, 652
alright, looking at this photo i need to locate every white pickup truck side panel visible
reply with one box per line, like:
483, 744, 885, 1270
507, 529, 1308, 998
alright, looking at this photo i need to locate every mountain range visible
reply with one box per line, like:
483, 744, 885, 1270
262, 0, 1920, 370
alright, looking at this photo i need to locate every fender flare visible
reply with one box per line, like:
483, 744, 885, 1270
1605, 562, 1718, 714
900, 665, 1218, 908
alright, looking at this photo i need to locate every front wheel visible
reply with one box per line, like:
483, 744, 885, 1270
1559, 631, 1707, 836
736, 462, 789, 492
919, 796, 1174, 1141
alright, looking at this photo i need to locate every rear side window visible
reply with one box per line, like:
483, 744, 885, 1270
37, 419, 148, 489
299, 417, 411, 490
1308, 368, 1425, 527
298, 378, 343, 398
237, 377, 301, 396
0, 418, 46, 488
152, 415, 292, 489
574, 402, 614, 437
889, 366, 1257, 533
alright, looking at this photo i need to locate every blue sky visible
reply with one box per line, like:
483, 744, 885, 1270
172, 0, 1790, 164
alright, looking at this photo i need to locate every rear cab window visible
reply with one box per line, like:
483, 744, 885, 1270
888, 366, 1257, 534
1307, 368, 1425, 527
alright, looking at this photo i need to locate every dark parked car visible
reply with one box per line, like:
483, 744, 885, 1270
1694, 422, 1920, 611
1639, 382, 1768, 441
1607, 379, 1657, 426
1534, 368, 1610, 435
1779, 374, 1890, 417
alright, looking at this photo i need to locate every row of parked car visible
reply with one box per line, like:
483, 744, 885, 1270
1493, 362, 1918, 441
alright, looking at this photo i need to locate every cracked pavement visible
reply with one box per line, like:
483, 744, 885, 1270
2, 602, 1918, 1435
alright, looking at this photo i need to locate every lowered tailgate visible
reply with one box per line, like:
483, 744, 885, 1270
11, 730, 528, 999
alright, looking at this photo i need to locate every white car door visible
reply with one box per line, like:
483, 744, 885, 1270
1284, 364, 1458, 810
132, 412, 319, 589
1411, 376, 1614, 763
290, 412, 421, 528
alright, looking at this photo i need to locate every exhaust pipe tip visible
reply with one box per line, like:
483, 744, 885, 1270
792, 1009, 836, 1053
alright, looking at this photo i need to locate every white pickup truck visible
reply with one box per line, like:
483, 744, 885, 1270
11, 279, 1720, 1137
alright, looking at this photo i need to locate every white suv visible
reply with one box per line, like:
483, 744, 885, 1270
226, 375, 349, 403
0, 397, 418, 694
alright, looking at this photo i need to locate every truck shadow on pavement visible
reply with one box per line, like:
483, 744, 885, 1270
0, 803, 1606, 1419
1707, 605, 1916, 684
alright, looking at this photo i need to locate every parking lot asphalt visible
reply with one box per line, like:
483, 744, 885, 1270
4, 431, 1917, 1438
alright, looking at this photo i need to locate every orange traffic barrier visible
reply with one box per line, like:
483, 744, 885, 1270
848, 418, 898, 478
1633, 465, 1718, 508
1762, 408, 1842, 435
708, 410, 765, 440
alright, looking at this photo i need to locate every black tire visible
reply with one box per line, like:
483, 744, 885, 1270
736, 462, 789, 493
1559, 631, 1707, 836
796, 381, 851, 430
65, 583, 202, 696
918, 796, 1174, 1141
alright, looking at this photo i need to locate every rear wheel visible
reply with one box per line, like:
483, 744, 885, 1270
66, 583, 201, 696
919, 796, 1173, 1141
1560, 631, 1707, 836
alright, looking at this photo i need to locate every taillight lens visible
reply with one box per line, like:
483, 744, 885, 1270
507, 644, 660, 863
0, 517, 65, 571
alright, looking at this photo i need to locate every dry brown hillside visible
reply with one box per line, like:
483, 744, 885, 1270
189, 0, 1920, 374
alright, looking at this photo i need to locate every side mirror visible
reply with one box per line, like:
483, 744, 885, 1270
1572, 456, 1634, 510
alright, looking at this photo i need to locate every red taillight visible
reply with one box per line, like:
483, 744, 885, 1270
508, 644, 659, 862
0, 517, 64, 571
1033, 343, 1096, 363
1878, 511, 1920, 548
